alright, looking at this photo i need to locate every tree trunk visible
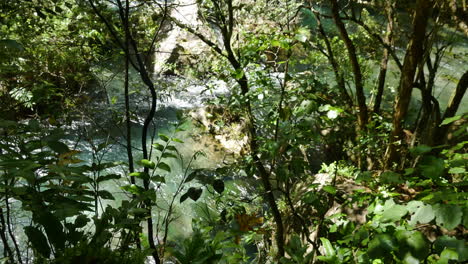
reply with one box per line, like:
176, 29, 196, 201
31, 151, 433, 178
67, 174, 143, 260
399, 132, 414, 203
374, 1, 395, 115
433, 70, 468, 145
385, 0, 433, 169
330, 0, 368, 130
313, 10, 353, 107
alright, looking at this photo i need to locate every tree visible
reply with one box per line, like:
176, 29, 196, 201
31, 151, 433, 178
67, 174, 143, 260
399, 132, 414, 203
385, 0, 433, 169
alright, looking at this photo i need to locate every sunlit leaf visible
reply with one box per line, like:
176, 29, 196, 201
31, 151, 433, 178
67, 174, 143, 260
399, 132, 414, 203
129, 171, 149, 180
140, 159, 155, 169
171, 137, 184, 143
440, 115, 462, 126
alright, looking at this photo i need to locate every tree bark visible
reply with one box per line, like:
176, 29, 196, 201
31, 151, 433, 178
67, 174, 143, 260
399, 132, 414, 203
330, 0, 368, 130
385, 0, 433, 169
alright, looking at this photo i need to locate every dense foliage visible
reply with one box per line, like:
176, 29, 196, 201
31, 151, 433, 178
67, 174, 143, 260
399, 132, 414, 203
1, 0, 467, 263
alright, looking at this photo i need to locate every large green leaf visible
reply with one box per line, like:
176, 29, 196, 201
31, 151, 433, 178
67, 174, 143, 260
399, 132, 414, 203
407, 201, 435, 226
434, 236, 468, 262
157, 162, 171, 172
380, 171, 403, 184
367, 234, 397, 260
381, 200, 408, 223
35, 212, 66, 250
437, 249, 458, 264
24, 226, 51, 257
395, 230, 430, 261
410, 145, 432, 156
180, 187, 203, 203
433, 204, 462, 230
419, 156, 445, 180
98, 190, 115, 200
463, 207, 468, 228
46, 140, 69, 154
159, 133, 170, 142
440, 115, 462, 126
212, 179, 225, 194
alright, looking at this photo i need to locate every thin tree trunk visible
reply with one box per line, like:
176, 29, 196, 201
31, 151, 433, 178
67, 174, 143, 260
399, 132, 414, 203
0, 207, 14, 261
385, 0, 433, 169
433, 70, 468, 145
313, 10, 353, 107
89, 1, 160, 262
122, 0, 142, 250
172, 0, 285, 257
4, 182, 22, 264
330, 0, 368, 130
374, 1, 395, 115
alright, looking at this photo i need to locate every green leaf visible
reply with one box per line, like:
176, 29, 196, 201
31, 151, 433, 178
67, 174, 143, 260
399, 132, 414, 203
368, 234, 397, 260
129, 171, 150, 180
380, 200, 408, 222
433, 204, 462, 230
98, 190, 115, 200
322, 185, 337, 195
434, 236, 467, 262
320, 237, 336, 257
419, 156, 445, 180
448, 167, 466, 174
159, 133, 170, 142
24, 226, 51, 257
380, 171, 403, 184
128, 208, 148, 216
184, 170, 198, 183
212, 179, 225, 194
162, 152, 178, 159
47, 141, 69, 154
171, 137, 184, 143
180, 187, 203, 203
97, 174, 121, 183
151, 175, 165, 183
35, 212, 65, 250
157, 162, 171, 172
74, 215, 89, 228
180, 192, 190, 203
395, 230, 430, 260
437, 249, 458, 264
153, 143, 165, 152
140, 159, 155, 169
440, 115, 462, 126
121, 184, 145, 195
463, 207, 468, 228
408, 202, 435, 226
410, 145, 432, 156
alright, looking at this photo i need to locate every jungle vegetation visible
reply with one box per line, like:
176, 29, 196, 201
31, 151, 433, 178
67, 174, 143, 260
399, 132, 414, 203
0, 0, 467, 263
